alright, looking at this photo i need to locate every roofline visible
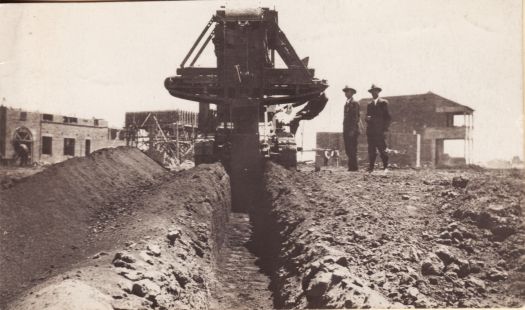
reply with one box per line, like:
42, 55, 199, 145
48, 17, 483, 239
0, 105, 110, 121
358, 91, 474, 112
125, 109, 198, 114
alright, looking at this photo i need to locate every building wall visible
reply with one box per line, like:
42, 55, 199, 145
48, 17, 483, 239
1, 107, 124, 165
359, 93, 469, 134
387, 132, 419, 166
357, 93, 472, 167
3, 108, 42, 164
39, 122, 111, 163
316, 132, 345, 151
316, 131, 419, 168
420, 140, 433, 164
359, 96, 440, 134
316, 130, 465, 168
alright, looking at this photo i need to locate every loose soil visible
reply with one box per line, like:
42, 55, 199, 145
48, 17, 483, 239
1, 147, 233, 309
210, 213, 273, 310
2, 149, 523, 309
259, 162, 524, 308
0, 147, 168, 305
0, 166, 45, 190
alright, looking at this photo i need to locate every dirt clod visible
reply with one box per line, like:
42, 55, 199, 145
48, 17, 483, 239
257, 162, 524, 308
452, 176, 469, 188
146, 244, 161, 257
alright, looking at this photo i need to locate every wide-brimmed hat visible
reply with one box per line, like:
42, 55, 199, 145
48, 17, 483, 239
342, 85, 356, 94
368, 84, 382, 93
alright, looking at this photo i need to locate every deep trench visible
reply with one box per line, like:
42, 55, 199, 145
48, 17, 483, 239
211, 163, 285, 309
1, 159, 287, 309
249, 195, 286, 309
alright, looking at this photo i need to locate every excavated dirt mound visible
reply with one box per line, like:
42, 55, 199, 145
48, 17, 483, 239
257, 162, 524, 308
8, 164, 231, 310
0, 166, 45, 190
4, 159, 231, 309
0, 147, 168, 305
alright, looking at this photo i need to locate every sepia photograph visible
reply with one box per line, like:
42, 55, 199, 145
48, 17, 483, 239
0, 0, 523, 309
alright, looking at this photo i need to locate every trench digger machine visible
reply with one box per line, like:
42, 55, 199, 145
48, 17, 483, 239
165, 7, 328, 210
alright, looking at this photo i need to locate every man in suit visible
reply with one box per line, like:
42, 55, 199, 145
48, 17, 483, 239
342, 86, 360, 171
365, 84, 391, 172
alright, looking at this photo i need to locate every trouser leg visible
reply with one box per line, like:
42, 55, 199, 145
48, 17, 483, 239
377, 134, 389, 169
367, 135, 377, 170
348, 134, 358, 171
343, 133, 352, 169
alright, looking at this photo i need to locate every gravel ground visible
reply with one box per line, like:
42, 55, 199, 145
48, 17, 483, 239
261, 162, 524, 308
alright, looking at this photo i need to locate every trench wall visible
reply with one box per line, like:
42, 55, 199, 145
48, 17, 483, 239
252, 161, 394, 309
1, 147, 232, 309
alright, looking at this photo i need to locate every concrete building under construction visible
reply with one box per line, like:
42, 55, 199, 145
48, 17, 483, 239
317, 92, 474, 168
0, 106, 124, 165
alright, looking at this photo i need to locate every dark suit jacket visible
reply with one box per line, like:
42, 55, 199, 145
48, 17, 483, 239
366, 98, 391, 136
343, 99, 360, 136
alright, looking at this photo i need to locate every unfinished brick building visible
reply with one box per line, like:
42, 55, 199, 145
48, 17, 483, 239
316, 92, 474, 168
0, 106, 124, 165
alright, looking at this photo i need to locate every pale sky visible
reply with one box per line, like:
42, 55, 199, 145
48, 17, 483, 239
0, 0, 522, 162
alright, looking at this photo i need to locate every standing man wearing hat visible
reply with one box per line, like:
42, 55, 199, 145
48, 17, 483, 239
365, 84, 391, 172
342, 86, 360, 171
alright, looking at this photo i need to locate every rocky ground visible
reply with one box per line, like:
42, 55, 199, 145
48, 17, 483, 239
2, 148, 523, 309
259, 162, 524, 308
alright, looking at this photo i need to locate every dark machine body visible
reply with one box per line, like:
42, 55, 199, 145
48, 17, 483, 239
165, 8, 328, 211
